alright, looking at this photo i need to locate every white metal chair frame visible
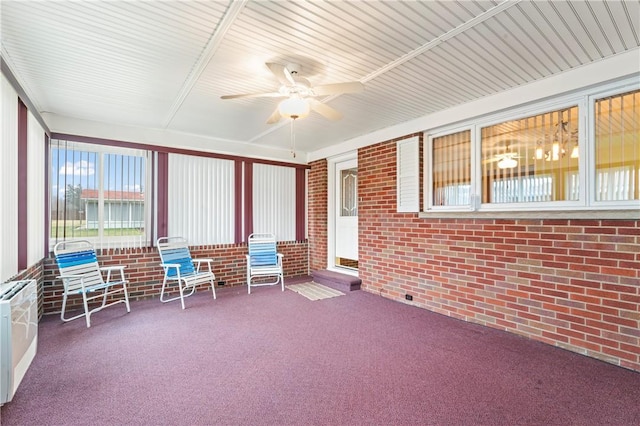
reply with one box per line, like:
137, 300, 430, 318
246, 233, 284, 294
157, 237, 216, 309
54, 240, 131, 328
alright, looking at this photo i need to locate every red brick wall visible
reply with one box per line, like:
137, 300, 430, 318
41, 240, 308, 314
308, 159, 328, 272
309, 136, 640, 372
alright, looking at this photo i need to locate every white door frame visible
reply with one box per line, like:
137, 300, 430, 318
327, 151, 358, 276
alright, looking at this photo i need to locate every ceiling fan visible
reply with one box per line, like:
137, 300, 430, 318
483, 142, 522, 169
221, 62, 364, 124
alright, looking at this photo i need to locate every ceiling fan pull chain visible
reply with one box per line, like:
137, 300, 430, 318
290, 118, 296, 158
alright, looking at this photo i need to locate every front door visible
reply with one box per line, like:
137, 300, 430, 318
334, 158, 358, 270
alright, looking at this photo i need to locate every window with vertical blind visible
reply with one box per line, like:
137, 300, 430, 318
50, 139, 151, 249
1, 74, 19, 282
27, 112, 46, 265
429, 130, 471, 209
481, 106, 580, 205
167, 154, 235, 245
253, 163, 296, 241
594, 89, 639, 204
423, 80, 639, 213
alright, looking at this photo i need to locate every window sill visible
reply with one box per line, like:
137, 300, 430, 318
418, 209, 640, 220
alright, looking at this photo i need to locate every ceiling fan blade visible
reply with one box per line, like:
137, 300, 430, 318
266, 62, 295, 86
309, 99, 342, 121
221, 92, 283, 100
312, 81, 364, 96
266, 107, 282, 124
484, 153, 522, 163
483, 157, 501, 164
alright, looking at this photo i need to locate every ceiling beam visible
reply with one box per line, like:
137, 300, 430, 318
162, 0, 249, 128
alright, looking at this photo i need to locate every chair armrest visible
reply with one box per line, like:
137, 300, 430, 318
100, 265, 127, 283
160, 263, 183, 277
193, 258, 213, 273
160, 263, 181, 269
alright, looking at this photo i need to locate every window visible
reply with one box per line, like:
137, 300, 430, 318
430, 130, 471, 208
167, 154, 235, 245
50, 140, 150, 249
1, 74, 19, 281
481, 107, 579, 205
423, 81, 639, 213
340, 168, 358, 217
253, 164, 296, 241
594, 90, 639, 203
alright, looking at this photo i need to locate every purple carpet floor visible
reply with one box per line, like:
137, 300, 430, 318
2, 282, 639, 425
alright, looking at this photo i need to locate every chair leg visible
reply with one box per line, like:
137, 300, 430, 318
210, 279, 217, 300
60, 292, 69, 323
60, 292, 86, 324
179, 280, 186, 310
160, 276, 170, 303
123, 282, 131, 313
82, 291, 91, 328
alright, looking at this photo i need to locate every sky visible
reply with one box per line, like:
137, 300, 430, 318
51, 147, 145, 199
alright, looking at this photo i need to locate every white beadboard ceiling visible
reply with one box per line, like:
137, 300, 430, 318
1, 0, 639, 161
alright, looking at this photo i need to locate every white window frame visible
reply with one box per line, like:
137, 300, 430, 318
425, 126, 477, 212
422, 77, 639, 214
50, 140, 151, 250
588, 84, 640, 210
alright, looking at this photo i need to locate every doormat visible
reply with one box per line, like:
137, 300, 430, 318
286, 282, 345, 301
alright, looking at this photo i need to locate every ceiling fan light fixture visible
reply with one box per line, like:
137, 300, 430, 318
570, 145, 579, 159
278, 96, 310, 120
497, 156, 518, 169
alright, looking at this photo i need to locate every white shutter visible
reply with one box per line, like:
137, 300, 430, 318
397, 136, 420, 212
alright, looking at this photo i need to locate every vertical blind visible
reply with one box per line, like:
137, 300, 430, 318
481, 106, 579, 204
595, 89, 639, 201
27, 112, 45, 264
253, 163, 296, 241
432, 130, 471, 207
50, 140, 150, 249
0, 75, 18, 282
168, 154, 235, 245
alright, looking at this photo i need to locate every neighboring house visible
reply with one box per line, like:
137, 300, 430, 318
81, 189, 145, 230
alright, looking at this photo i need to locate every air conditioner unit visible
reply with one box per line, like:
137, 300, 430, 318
1, 279, 38, 405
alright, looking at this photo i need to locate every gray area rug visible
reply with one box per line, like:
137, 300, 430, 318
286, 282, 344, 300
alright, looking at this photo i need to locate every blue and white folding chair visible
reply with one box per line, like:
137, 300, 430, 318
54, 240, 131, 328
246, 233, 284, 294
157, 237, 216, 309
